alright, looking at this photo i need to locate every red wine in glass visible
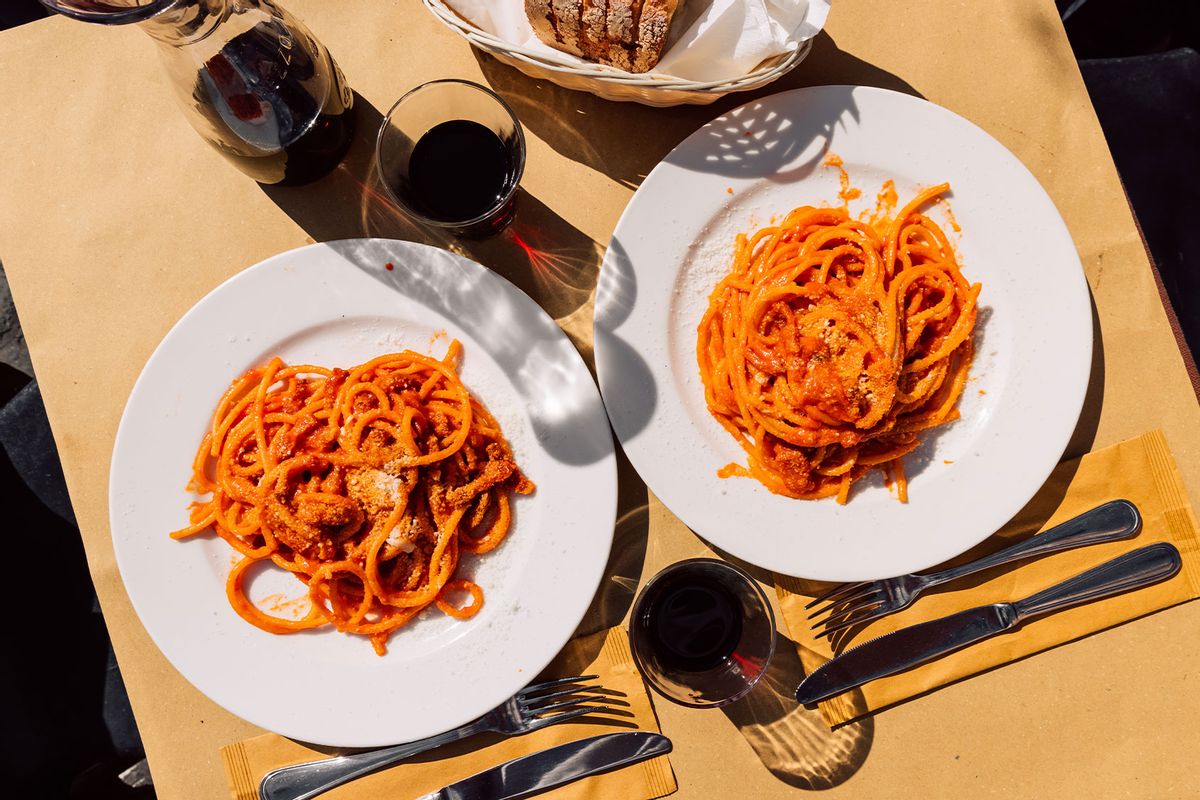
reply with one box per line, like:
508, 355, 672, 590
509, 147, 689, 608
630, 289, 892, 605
376, 80, 526, 239
405, 120, 515, 224
629, 559, 776, 708
640, 570, 744, 672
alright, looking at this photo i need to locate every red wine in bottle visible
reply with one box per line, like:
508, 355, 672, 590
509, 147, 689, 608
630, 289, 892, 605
194, 18, 355, 186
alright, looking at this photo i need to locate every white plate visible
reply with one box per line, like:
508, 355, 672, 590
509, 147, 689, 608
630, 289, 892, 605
110, 240, 616, 747
595, 86, 1091, 581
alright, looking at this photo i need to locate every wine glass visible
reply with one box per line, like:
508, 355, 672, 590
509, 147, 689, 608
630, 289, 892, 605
629, 558, 777, 708
375, 79, 526, 239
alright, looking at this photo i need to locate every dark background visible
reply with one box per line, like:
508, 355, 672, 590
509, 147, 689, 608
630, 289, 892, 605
0, 0, 1196, 797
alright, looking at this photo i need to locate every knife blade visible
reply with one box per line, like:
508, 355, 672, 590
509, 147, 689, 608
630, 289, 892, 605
415, 731, 672, 800
795, 542, 1182, 706
795, 603, 1013, 705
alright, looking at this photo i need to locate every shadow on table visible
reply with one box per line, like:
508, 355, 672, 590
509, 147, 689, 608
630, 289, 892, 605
681, 547, 873, 786
575, 447, 653, 640
722, 630, 874, 789
474, 30, 925, 191
261, 93, 605, 333
1064, 290, 1106, 459
592, 237, 657, 441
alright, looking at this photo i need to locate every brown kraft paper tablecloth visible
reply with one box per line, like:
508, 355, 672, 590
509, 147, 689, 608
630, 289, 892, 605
1, 1, 1200, 798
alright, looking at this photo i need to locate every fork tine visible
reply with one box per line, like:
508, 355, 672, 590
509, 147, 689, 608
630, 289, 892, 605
526, 697, 600, 716
814, 604, 890, 640
804, 580, 871, 610
810, 590, 884, 630
527, 705, 610, 731
806, 585, 880, 622
520, 684, 606, 710
517, 674, 599, 699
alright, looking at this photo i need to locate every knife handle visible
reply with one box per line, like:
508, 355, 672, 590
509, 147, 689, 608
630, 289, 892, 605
1011, 542, 1181, 621
258, 717, 489, 800
924, 500, 1141, 590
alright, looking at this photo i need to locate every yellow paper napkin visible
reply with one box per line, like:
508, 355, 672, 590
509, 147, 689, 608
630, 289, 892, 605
220, 628, 676, 800
776, 430, 1200, 727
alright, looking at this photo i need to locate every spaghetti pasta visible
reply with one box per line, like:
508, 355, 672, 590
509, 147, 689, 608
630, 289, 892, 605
172, 342, 534, 655
697, 183, 980, 503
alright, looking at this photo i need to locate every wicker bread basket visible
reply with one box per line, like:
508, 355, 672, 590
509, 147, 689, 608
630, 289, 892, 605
423, 0, 815, 107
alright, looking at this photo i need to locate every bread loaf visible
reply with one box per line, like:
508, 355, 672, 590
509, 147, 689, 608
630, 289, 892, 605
525, 0, 684, 73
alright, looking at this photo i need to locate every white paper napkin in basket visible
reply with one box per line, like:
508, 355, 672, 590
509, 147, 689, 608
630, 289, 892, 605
445, 0, 830, 83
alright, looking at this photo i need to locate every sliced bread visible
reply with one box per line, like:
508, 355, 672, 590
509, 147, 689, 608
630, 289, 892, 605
550, 0, 585, 56
525, 0, 559, 49
605, 0, 643, 71
579, 0, 609, 62
633, 0, 682, 73
525, 0, 683, 74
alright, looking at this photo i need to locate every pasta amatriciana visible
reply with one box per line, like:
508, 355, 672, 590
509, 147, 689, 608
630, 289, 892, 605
697, 183, 980, 504
171, 341, 534, 655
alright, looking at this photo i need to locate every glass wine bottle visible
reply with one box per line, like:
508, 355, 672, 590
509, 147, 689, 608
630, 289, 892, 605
41, 0, 356, 186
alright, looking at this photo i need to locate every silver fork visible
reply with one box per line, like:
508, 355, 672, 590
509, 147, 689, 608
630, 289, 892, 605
806, 499, 1142, 639
258, 675, 612, 800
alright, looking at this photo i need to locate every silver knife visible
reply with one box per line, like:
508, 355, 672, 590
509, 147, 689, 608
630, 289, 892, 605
795, 542, 1181, 706
415, 731, 672, 800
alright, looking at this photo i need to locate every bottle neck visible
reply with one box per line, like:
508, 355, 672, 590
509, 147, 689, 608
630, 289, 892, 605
139, 0, 230, 46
